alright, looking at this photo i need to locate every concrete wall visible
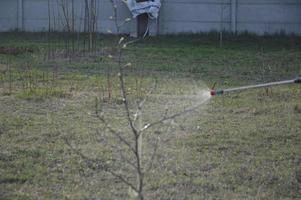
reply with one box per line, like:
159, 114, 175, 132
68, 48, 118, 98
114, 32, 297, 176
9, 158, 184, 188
0, 0, 300, 35
236, 0, 301, 35
159, 0, 232, 34
0, 0, 18, 31
0, 0, 132, 33
159, 0, 301, 35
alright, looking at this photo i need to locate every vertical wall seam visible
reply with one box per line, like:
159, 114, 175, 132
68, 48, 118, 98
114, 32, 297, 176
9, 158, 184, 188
231, 0, 237, 33
17, 0, 24, 31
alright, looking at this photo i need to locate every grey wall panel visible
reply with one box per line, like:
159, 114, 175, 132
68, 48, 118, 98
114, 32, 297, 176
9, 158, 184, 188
0, 0, 300, 35
23, 19, 49, 31
161, 3, 230, 22
23, 0, 48, 20
0, 0, 18, 18
237, 5, 301, 23
163, 0, 231, 4
0, 0, 18, 31
160, 0, 231, 33
0, 19, 18, 31
238, 22, 301, 35
237, 1, 301, 34
160, 21, 231, 34
23, 0, 48, 31
97, 0, 132, 33
237, 0, 301, 5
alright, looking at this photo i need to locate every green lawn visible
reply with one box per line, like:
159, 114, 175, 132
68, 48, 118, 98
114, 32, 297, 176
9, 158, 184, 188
0, 32, 301, 199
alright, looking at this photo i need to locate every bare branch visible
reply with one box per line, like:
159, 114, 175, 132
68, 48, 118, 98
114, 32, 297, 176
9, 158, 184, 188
108, 169, 137, 192
117, 50, 139, 138
63, 136, 107, 170
118, 148, 139, 171
95, 112, 136, 155
122, 36, 144, 49
133, 81, 157, 122
60, 0, 71, 32
145, 135, 160, 173
118, 17, 132, 28
140, 97, 208, 132
63, 137, 138, 192
105, 1, 150, 198
109, 0, 120, 34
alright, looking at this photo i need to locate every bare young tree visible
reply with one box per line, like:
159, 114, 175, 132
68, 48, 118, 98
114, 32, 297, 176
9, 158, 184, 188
64, 1, 208, 199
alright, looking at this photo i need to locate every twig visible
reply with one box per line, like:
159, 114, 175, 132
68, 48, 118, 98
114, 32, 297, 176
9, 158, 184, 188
117, 50, 139, 137
133, 81, 157, 122
140, 97, 208, 132
145, 135, 160, 173
96, 112, 136, 155
118, 148, 139, 171
63, 137, 138, 192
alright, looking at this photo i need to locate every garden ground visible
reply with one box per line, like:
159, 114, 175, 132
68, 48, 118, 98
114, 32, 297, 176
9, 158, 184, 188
0, 32, 301, 199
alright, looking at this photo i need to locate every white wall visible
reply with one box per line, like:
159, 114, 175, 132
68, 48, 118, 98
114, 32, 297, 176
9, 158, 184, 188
0, 0, 300, 35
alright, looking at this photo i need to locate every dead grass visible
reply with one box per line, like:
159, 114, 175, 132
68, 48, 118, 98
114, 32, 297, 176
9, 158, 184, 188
0, 33, 301, 199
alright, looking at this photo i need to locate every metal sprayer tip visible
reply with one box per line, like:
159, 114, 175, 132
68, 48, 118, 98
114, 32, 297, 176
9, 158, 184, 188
210, 89, 224, 96
295, 77, 301, 84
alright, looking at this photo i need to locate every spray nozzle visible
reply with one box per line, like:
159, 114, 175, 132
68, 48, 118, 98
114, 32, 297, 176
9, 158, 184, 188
210, 82, 217, 96
210, 89, 224, 96
295, 77, 301, 84
210, 82, 224, 96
